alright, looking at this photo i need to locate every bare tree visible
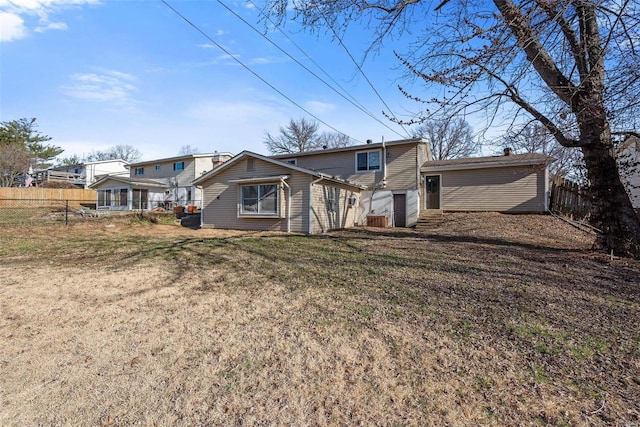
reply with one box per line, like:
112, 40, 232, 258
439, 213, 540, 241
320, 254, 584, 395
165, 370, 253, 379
262, 0, 640, 257
502, 123, 586, 182
264, 117, 322, 154
0, 143, 31, 187
87, 145, 142, 162
317, 131, 352, 150
178, 145, 200, 155
410, 118, 477, 160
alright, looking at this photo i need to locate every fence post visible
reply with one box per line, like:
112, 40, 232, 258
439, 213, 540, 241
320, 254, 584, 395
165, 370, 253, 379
65, 200, 68, 225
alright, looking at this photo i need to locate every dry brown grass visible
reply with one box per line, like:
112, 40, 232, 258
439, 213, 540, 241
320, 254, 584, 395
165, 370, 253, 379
1, 213, 639, 426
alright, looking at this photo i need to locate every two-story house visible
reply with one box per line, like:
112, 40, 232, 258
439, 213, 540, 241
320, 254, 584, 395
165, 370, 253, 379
194, 138, 553, 234
90, 152, 232, 210
35, 159, 129, 188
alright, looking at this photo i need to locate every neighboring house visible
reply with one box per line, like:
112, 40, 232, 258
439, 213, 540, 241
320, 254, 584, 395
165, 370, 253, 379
617, 136, 640, 210
90, 152, 232, 210
34, 159, 129, 188
195, 138, 554, 234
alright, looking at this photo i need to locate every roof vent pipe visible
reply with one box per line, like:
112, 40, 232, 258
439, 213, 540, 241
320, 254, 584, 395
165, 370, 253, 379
504, 147, 512, 156
366, 139, 373, 144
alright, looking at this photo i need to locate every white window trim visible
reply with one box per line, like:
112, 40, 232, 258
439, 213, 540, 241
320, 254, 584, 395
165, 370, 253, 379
238, 183, 280, 217
134, 167, 144, 176
355, 149, 382, 173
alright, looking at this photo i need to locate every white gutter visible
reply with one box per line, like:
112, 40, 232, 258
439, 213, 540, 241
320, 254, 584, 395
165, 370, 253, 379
281, 178, 292, 233
309, 176, 324, 234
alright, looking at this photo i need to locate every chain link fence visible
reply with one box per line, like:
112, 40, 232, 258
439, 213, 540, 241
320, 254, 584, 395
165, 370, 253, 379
0, 198, 181, 227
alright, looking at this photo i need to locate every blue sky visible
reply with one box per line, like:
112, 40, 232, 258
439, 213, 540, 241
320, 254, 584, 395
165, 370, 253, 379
1, 0, 426, 162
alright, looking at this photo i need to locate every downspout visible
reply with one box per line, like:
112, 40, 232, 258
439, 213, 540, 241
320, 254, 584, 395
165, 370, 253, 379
281, 178, 292, 233
309, 176, 324, 234
195, 185, 203, 228
367, 137, 388, 225
382, 136, 387, 187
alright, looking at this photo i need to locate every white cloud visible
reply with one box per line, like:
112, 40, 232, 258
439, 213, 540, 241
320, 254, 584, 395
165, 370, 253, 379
34, 20, 66, 32
0, 12, 26, 41
305, 100, 336, 115
0, 0, 98, 41
61, 70, 138, 103
197, 43, 214, 49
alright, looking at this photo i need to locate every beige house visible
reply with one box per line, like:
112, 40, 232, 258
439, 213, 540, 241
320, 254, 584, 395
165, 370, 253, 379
421, 153, 552, 213
195, 139, 554, 233
194, 151, 365, 234
91, 152, 232, 210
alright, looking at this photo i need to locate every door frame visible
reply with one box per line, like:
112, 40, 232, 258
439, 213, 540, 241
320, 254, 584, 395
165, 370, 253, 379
423, 174, 442, 210
392, 192, 407, 227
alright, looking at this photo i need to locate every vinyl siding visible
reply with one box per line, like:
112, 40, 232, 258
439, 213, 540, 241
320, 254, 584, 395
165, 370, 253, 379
194, 157, 216, 178
131, 159, 195, 187
310, 183, 359, 233
438, 165, 547, 212
200, 157, 310, 232
292, 142, 422, 190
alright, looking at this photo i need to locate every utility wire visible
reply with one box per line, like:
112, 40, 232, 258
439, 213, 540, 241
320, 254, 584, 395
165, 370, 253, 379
244, 0, 405, 139
160, 0, 364, 143
323, 18, 412, 138
219, 0, 407, 140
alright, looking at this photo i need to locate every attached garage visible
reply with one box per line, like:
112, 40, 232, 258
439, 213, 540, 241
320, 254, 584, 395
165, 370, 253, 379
421, 153, 553, 213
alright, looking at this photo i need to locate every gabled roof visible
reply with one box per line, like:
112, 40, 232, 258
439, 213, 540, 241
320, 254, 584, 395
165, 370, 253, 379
129, 152, 233, 168
89, 175, 169, 189
193, 150, 366, 189
269, 137, 427, 159
421, 153, 555, 172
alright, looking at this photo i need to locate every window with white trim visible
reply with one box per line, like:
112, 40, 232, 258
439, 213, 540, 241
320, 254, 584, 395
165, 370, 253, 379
355, 150, 381, 172
134, 167, 144, 176
241, 184, 278, 215
173, 161, 185, 171
284, 158, 297, 165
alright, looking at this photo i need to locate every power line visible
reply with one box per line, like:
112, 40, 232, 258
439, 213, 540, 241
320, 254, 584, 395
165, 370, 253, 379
160, 0, 365, 143
323, 18, 412, 138
242, 0, 406, 139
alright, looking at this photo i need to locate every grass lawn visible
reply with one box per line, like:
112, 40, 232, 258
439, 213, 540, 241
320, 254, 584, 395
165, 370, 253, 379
0, 213, 639, 426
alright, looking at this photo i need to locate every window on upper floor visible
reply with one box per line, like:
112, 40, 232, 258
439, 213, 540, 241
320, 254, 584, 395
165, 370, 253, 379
134, 167, 144, 176
284, 159, 297, 165
173, 161, 185, 171
155, 164, 161, 171
355, 150, 381, 172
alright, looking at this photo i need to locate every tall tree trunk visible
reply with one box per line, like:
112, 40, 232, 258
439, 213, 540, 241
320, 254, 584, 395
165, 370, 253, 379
582, 141, 640, 257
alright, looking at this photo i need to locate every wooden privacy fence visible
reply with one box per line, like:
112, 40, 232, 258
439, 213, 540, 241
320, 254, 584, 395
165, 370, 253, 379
0, 188, 96, 207
549, 177, 591, 219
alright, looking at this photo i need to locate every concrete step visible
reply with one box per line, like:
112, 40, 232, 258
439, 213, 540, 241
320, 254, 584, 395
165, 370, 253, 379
415, 210, 445, 231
